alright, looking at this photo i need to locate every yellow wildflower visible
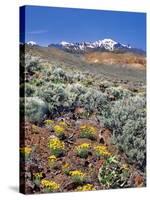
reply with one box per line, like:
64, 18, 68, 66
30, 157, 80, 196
41, 179, 60, 192
70, 170, 85, 177
44, 120, 54, 126
33, 172, 43, 178
48, 138, 65, 157
76, 143, 90, 158
77, 143, 90, 149
48, 155, 57, 162
20, 147, 32, 155
58, 121, 67, 128
94, 145, 111, 157
62, 163, 70, 174
76, 184, 95, 191
48, 155, 57, 168
48, 138, 64, 150
70, 170, 86, 183
80, 124, 97, 139
53, 125, 65, 135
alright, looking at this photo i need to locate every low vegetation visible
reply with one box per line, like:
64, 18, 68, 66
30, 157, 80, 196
20, 53, 146, 193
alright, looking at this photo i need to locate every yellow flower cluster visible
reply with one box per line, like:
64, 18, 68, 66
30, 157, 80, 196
48, 155, 57, 168
80, 124, 97, 139
76, 143, 90, 158
58, 121, 67, 128
41, 179, 60, 191
76, 184, 95, 191
48, 138, 65, 157
48, 155, 57, 162
33, 172, 43, 178
44, 120, 54, 126
48, 138, 65, 150
70, 170, 85, 177
94, 145, 111, 157
80, 124, 97, 133
70, 170, 86, 183
76, 143, 90, 150
53, 125, 65, 135
62, 163, 70, 174
20, 147, 32, 155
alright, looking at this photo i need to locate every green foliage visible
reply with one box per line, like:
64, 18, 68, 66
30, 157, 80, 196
101, 96, 146, 169
76, 143, 90, 158
23, 59, 110, 118
38, 76, 108, 116
121, 118, 146, 168
48, 138, 65, 157
98, 156, 130, 188
105, 86, 133, 100
25, 54, 41, 73
39, 82, 69, 115
22, 55, 146, 171
79, 124, 97, 140
77, 88, 108, 113
24, 83, 38, 97
25, 97, 48, 123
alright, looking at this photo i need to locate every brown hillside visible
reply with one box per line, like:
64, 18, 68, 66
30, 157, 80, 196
84, 52, 146, 69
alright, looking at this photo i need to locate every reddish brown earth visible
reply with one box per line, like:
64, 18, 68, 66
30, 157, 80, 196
20, 116, 144, 194
84, 52, 146, 69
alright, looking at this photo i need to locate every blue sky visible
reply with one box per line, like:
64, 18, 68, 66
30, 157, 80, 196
20, 6, 146, 50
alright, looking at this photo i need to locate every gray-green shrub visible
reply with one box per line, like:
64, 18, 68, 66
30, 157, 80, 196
105, 86, 133, 100
101, 95, 146, 169
24, 83, 38, 97
22, 59, 146, 169
25, 97, 48, 123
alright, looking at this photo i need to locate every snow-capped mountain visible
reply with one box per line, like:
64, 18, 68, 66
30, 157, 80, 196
49, 39, 132, 52
27, 41, 37, 46
23, 39, 145, 55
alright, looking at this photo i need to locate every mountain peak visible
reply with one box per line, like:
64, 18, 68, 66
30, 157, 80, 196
27, 41, 37, 46
48, 39, 145, 55
101, 38, 117, 43
60, 41, 70, 46
55, 38, 132, 52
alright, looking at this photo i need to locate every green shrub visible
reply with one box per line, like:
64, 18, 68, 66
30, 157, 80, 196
101, 95, 146, 170
78, 88, 108, 113
22, 62, 110, 117
24, 83, 37, 97
22, 59, 146, 170
37, 79, 109, 116
121, 118, 146, 168
25, 97, 48, 123
39, 83, 69, 115
67, 83, 108, 113
98, 156, 130, 188
76, 143, 91, 158
105, 86, 133, 100
25, 54, 41, 73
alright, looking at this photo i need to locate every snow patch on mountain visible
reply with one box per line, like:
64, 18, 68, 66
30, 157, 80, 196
27, 41, 37, 46
58, 38, 131, 52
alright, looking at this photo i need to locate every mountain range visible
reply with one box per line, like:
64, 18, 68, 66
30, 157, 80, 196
26, 38, 145, 55
21, 38, 146, 83
48, 38, 145, 55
